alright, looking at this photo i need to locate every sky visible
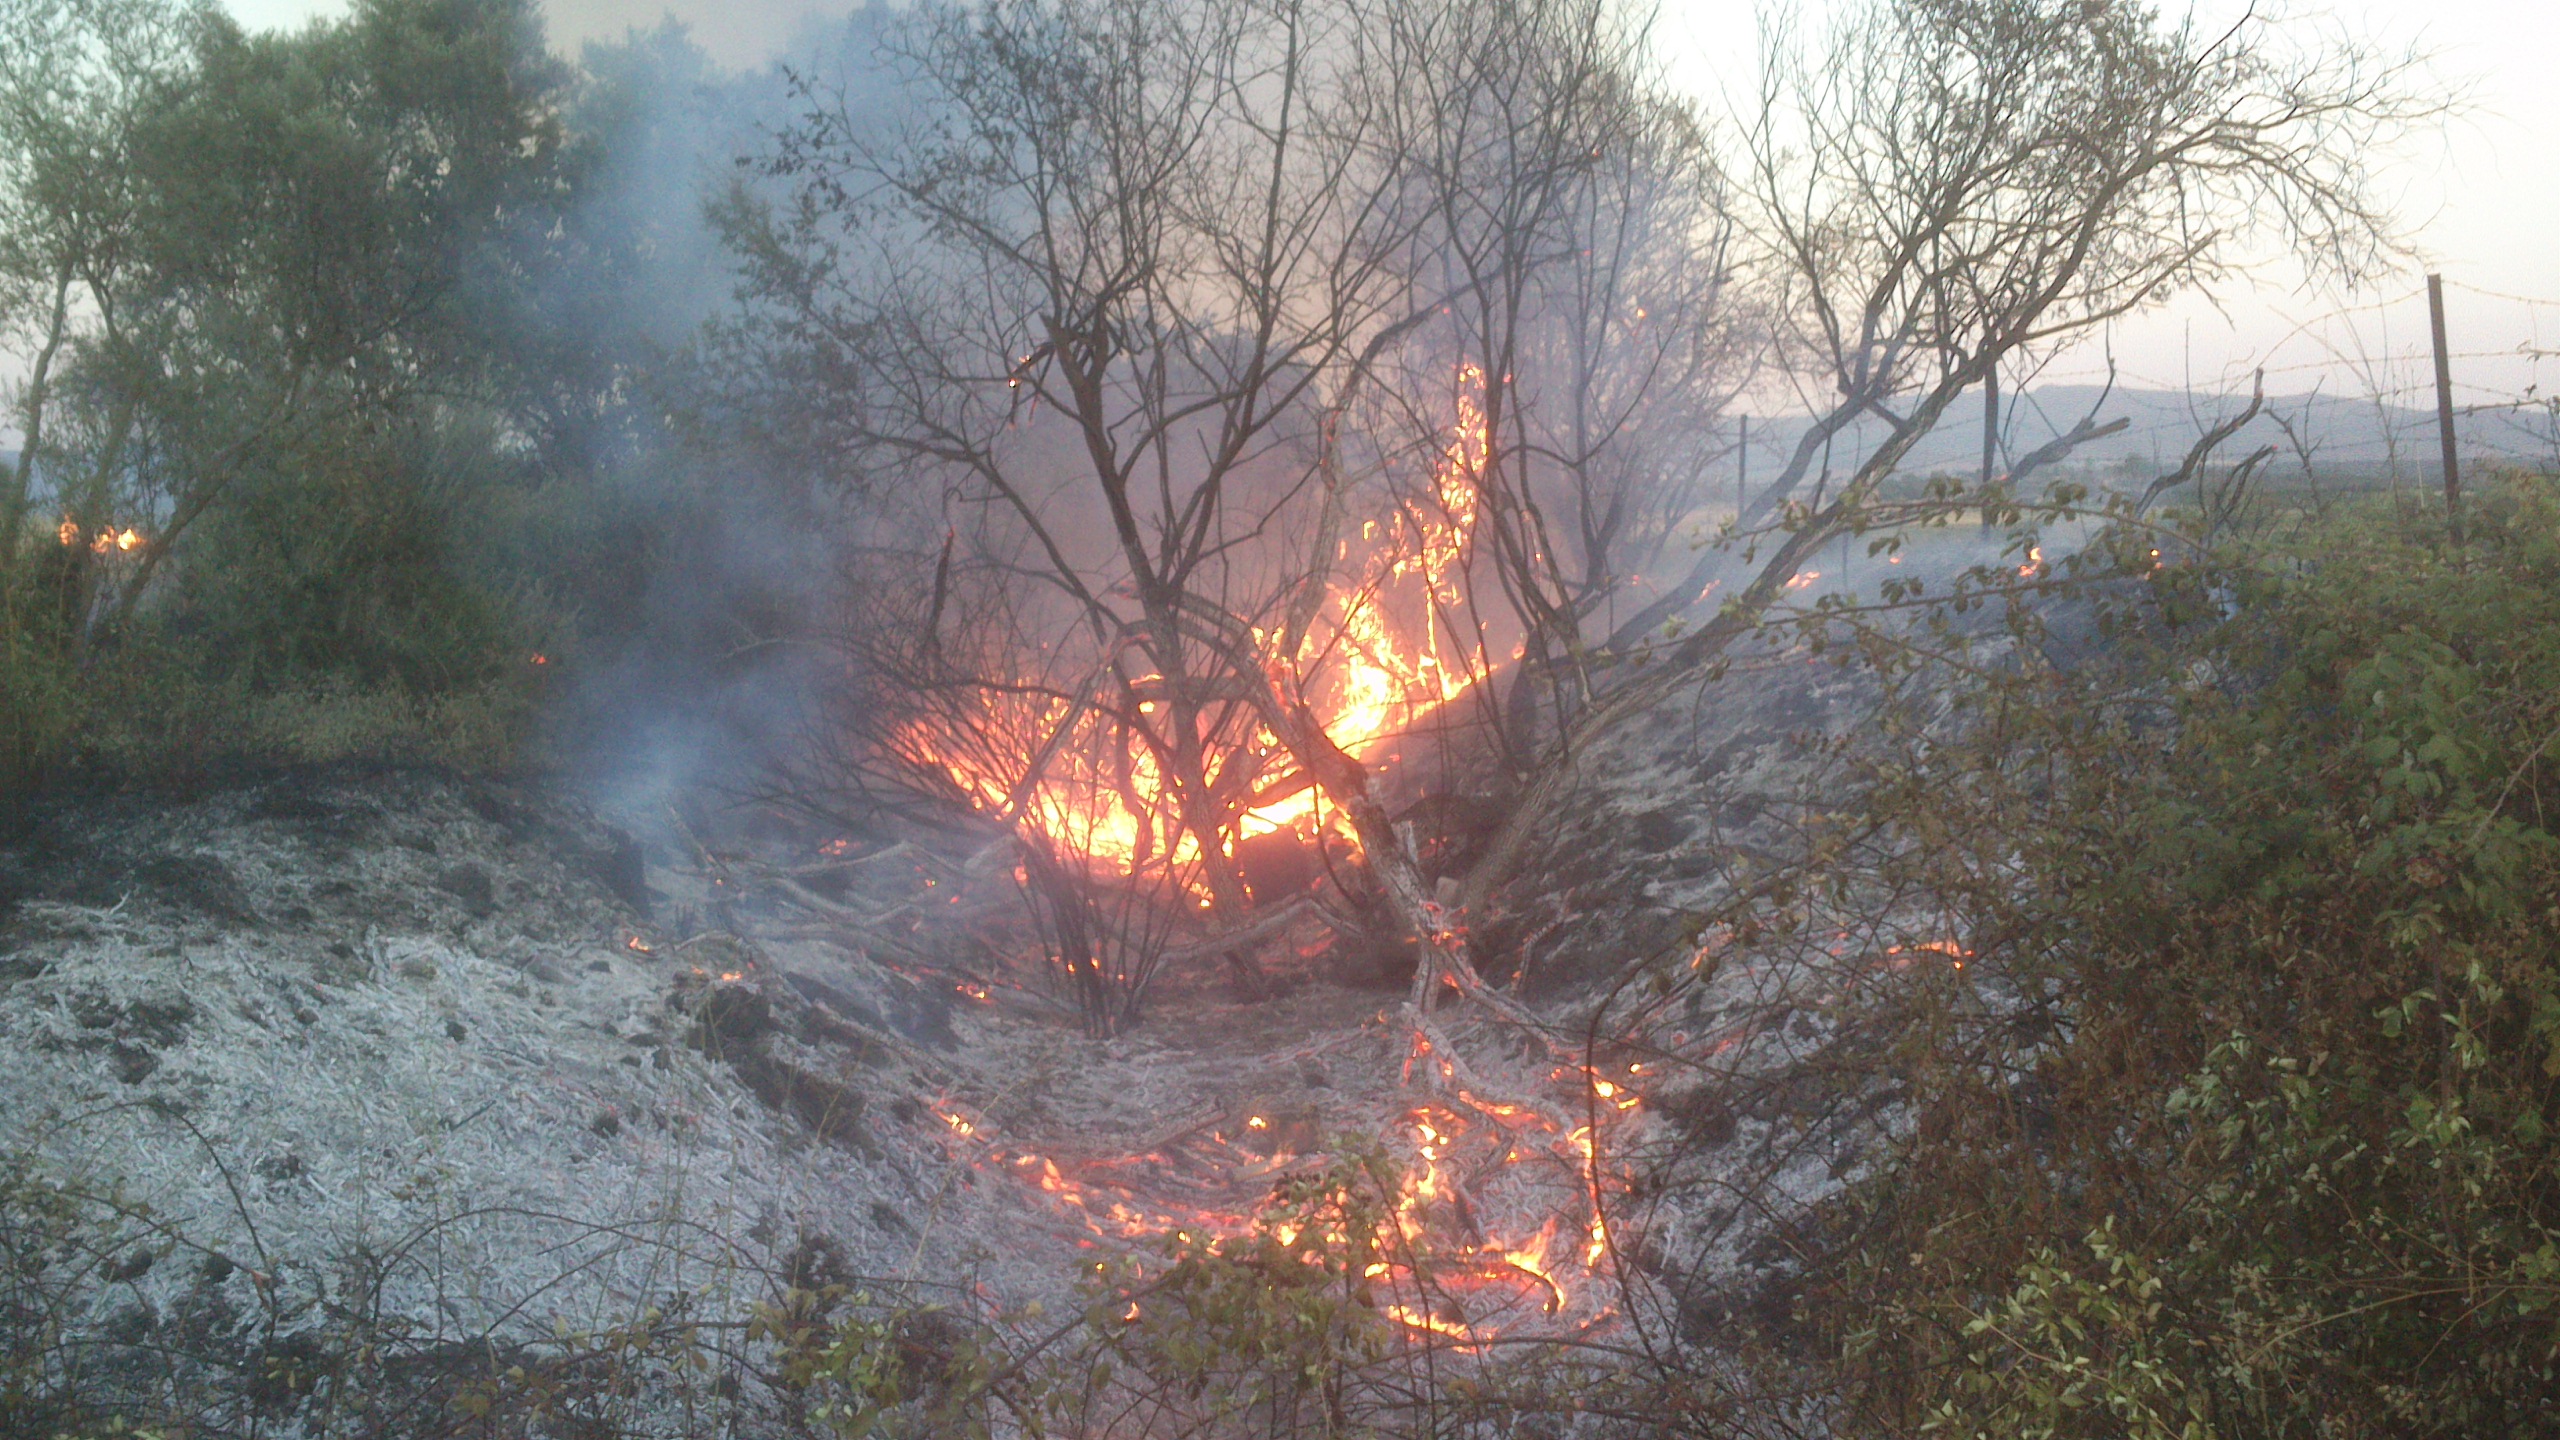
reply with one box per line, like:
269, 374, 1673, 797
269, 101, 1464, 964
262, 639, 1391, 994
179, 0, 2560, 416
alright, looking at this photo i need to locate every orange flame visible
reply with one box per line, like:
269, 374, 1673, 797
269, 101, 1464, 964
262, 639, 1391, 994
897, 367, 1492, 875
1385, 1303, 1477, 1348
876, 368, 1647, 1347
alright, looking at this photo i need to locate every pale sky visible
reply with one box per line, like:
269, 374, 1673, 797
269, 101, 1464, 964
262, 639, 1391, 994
185, 0, 2560, 415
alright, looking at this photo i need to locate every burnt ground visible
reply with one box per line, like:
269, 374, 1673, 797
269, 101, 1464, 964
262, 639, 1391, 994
0, 625, 1933, 1430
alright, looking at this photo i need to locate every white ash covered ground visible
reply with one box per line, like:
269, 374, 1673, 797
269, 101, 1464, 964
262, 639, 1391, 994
0, 769, 958, 1431
0, 635, 1947, 1430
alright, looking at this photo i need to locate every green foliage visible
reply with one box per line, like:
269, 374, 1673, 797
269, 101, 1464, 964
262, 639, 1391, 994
175, 414, 557, 693
0, 541, 82, 795
753, 1288, 1009, 1440
1928, 1219, 2212, 1440
1098, 1156, 1402, 1432
1787, 478, 2560, 1436
0, 0, 587, 796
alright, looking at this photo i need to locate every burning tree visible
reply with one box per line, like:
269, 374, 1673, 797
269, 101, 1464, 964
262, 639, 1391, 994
727, 0, 1422, 1024
1353, 0, 1754, 771
676, 0, 2445, 1413
730, 0, 1747, 1033
730, 0, 2425, 1065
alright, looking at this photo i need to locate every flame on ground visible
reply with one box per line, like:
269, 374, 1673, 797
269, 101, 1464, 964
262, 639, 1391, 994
924, 1066, 1639, 1352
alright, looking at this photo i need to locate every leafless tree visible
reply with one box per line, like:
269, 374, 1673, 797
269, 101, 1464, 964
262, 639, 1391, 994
729, 0, 1426, 1007
1350, 0, 1755, 774
1451, 0, 2434, 914
737, 0, 2428, 1057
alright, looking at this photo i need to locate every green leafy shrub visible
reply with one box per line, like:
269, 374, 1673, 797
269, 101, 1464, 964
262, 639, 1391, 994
0, 542, 84, 797
1777, 477, 2560, 1436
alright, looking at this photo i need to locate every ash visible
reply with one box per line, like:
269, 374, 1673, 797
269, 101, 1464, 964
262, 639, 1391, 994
0, 769, 952, 1430
0, 642, 1924, 1426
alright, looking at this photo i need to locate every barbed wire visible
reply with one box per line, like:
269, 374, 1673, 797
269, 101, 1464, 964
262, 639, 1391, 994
2443, 278, 2560, 309
2057, 275, 2558, 428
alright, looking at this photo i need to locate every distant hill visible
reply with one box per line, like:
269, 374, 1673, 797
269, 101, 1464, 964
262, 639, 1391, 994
1730, 384, 2556, 490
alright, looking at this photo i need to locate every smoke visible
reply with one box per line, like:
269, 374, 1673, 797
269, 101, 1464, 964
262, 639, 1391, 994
524, 7, 912, 828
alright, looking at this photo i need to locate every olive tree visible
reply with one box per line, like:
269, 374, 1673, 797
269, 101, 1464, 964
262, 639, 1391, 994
0, 0, 197, 563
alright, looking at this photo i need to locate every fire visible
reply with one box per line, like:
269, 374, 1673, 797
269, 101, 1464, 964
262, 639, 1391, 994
1567, 1124, 1612, 1268
1299, 364, 1485, 760
872, 367, 1647, 1349
928, 1079, 1639, 1351
1885, 937, 1973, 970
60, 520, 143, 553
1368, 1097, 1632, 1335
1384, 1303, 1476, 1346
1503, 1218, 1566, 1314
898, 367, 1493, 875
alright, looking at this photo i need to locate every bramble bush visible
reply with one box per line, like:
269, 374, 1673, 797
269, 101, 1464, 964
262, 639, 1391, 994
1766, 476, 2560, 1436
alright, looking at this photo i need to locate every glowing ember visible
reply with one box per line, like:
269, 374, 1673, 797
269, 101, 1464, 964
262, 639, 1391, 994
1885, 938, 1974, 970
1589, 1076, 1641, 1111
928, 1079, 1637, 1352
624, 935, 653, 955
869, 366, 1645, 1349
1385, 1303, 1476, 1347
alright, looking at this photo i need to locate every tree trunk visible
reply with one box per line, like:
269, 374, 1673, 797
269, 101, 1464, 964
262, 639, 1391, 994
1, 269, 75, 573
